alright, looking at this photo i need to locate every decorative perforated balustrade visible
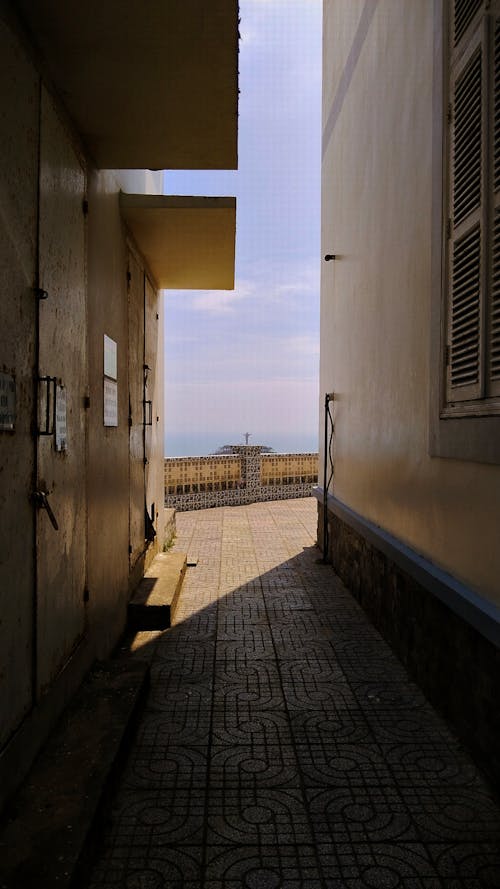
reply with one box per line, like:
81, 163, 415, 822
164, 446, 319, 511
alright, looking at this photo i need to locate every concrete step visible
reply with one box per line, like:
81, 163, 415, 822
127, 551, 187, 630
0, 657, 149, 889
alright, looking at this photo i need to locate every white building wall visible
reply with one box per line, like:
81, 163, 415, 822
321, 0, 500, 605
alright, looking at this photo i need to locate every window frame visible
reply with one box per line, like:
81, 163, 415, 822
429, 0, 500, 463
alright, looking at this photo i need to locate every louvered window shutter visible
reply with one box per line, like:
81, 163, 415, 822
447, 4, 486, 402
453, 0, 482, 45
488, 11, 500, 395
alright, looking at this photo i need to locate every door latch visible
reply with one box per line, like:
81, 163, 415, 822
143, 399, 153, 426
38, 376, 57, 436
33, 490, 59, 530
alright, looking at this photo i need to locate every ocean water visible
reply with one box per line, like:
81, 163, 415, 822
164, 432, 319, 457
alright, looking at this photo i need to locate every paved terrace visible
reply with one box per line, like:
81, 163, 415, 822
88, 498, 500, 888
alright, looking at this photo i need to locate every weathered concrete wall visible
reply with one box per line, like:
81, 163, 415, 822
320, 0, 500, 606
36, 87, 88, 694
86, 168, 130, 658
0, 16, 38, 749
87, 179, 165, 656
0, 12, 165, 805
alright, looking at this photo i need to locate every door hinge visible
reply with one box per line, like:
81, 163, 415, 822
83, 395, 90, 409
445, 344, 451, 367
126, 269, 131, 287
83, 586, 90, 602
82, 198, 89, 216
128, 544, 133, 554
34, 287, 49, 300
446, 218, 452, 240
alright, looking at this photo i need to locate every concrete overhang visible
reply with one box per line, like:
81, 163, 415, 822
120, 193, 236, 290
15, 0, 239, 170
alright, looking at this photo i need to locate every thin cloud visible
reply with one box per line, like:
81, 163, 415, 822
163, 0, 321, 454
187, 280, 255, 316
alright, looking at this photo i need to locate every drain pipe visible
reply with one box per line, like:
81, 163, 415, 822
321, 392, 335, 563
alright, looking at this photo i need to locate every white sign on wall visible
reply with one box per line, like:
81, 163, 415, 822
104, 378, 118, 427
104, 334, 117, 380
104, 335, 118, 427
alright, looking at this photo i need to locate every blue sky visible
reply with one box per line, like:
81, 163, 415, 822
163, 0, 322, 456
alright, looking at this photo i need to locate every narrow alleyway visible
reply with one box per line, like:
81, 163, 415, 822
87, 498, 500, 888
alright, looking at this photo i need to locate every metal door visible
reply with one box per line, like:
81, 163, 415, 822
36, 90, 87, 695
144, 275, 160, 538
128, 251, 146, 572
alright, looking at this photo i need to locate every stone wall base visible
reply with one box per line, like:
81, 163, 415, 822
166, 484, 315, 512
317, 497, 500, 792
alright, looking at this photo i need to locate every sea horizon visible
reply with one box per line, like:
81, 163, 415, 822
164, 432, 319, 458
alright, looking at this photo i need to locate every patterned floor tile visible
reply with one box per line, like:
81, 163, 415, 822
295, 741, 394, 787
209, 743, 299, 789
214, 648, 277, 674
333, 639, 412, 681
82, 500, 500, 889
217, 618, 273, 642
166, 612, 217, 640
154, 639, 216, 668
382, 740, 484, 789
279, 651, 345, 679
150, 658, 214, 685
350, 677, 433, 709
120, 743, 208, 791
135, 707, 212, 746
429, 843, 500, 887
271, 627, 336, 658
207, 787, 312, 846
269, 611, 334, 636
210, 708, 293, 747
400, 786, 500, 843
205, 845, 323, 888
360, 699, 459, 746
270, 589, 329, 611
281, 675, 355, 712
87, 846, 202, 889
215, 637, 277, 660
317, 841, 442, 888
104, 788, 206, 846
147, 675, 213, 712
308, 785, 419, 845
217, 599, 267, 623
214, 661, 284, 710
289, 708, 376, 745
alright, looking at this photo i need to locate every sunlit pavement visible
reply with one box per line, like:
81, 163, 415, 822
87, 498, 500, 888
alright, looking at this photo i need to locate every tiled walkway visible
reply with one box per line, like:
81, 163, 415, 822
88, 498, 500, 888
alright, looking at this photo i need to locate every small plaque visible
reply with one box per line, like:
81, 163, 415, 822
104, 378, 118, 427
55, 385, 67, 451
0, 372, 16, 431
104, 335, 117, 380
